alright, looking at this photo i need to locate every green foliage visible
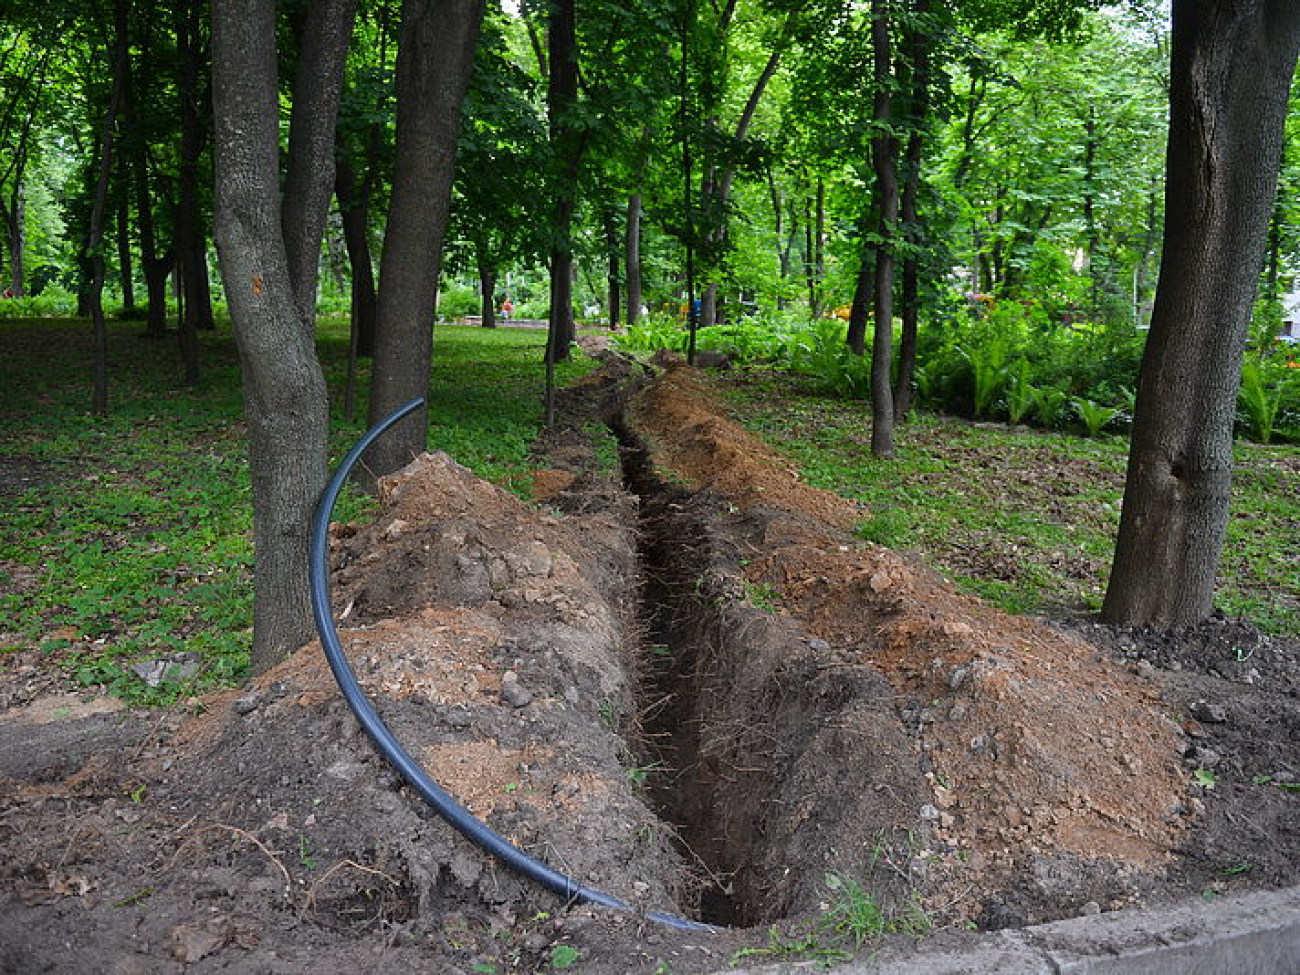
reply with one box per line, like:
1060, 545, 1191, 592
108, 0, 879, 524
1238, 359, 1294, 445
789, 318, 871, 398
1071, 397, 1120, 437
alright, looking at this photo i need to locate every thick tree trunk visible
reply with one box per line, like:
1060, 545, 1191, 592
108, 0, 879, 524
367, 0, 484, 478
1103, 0, 1300, 629
868, 0, 897, 458
212, 0, 332, 674
625, 192, 642, 327
282, 0, 358, 331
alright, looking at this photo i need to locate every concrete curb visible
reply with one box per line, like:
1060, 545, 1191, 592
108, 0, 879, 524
723, 885, 1300, 974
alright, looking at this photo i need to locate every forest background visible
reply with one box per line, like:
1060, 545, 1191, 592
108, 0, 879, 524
0, 0, 1298, 689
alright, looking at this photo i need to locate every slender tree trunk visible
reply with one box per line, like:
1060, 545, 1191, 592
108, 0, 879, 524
1103, 0, 1300, 629
175, 0, 205, 382
893, 0, 931, 420
625, 191, 642, 327
869, 0, 898, 458
334, 149, 378, 357
4, 180, 25, 296
367, 0, 484, 479
605, 209, 620, 329
212, 0, 336, 674
282, 0, 358, 332
116, 190, 136, 313
478, 259, 497, 328
545, 0, 578, 364
89, 0, 130, 416
847, 255, 871, 355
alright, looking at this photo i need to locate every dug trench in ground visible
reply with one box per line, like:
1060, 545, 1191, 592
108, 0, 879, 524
613, 359, 1198, 930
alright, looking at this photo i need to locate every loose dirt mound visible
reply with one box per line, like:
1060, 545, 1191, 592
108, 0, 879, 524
1, 357, 1297, 974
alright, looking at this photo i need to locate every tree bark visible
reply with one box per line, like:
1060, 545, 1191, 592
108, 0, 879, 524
478, 259, 497, 328
893, 0, 931, 420
1103, 0, 1300, 629
869, 0, 897, 458
88, 0, 130, 415
545, 0, 578, 364
625, 191, 642, 327
175, 0, 207, 382
367, 0, 484, 479
282, 0, 358, 331
211, 0, 333, 674
334, 147, 378, 357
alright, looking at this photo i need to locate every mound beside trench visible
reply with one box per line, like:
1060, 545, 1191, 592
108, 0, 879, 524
0, 356, 1203, 973
619, 362, 1194, 929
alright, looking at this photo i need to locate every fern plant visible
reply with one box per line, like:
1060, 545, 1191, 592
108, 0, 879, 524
1238, 360, 1284, 444
1072, 397, 1121, 437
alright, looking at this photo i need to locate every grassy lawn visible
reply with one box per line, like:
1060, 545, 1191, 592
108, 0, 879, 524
719, 367, 1300, 637
0, 317, 588, 701
0, 319, 1295, 706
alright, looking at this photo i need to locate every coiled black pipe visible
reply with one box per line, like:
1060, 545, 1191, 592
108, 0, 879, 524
308, 396, 716, 933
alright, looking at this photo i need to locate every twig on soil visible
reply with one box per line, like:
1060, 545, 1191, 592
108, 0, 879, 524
168, 823, 294, 898
300, 859, 400, 918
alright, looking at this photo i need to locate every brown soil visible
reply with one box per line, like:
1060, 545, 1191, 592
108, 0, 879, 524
2, 356, 1298, 974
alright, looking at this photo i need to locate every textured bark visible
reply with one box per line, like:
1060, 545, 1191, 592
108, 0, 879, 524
282, 0, 358, 330
1103, 0, 1300, 628
478, 261, 497, 328
367, 0, 484, 478
545, 0, 578, 364
334, 149, 377, 357
625, 192, 642, 327
175, 0, 207, 382
893, 0, 931, 420
868, 0, 897, 458
212, 0, 331, 674
89, 0, 130, 416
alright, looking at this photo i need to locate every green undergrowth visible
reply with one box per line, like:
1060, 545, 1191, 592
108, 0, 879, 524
720, 367, 1299, 639
0, 317, 588, 703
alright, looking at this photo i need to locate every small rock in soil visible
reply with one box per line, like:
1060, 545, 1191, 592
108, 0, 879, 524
1190, 700, 1227, 724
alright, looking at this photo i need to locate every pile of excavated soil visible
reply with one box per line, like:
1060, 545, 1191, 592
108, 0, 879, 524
1, 356, 1297, 975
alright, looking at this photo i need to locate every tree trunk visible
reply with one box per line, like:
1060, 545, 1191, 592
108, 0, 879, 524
334, 149, 378, 357
3, 180, 25, 296
847, 255, 871, 355
175, 0, 206, 382
1102, 0, 1300, 629
367, 0, 484, 479
478, 259, 497, 328
893, 0, 931, 420
868, 0, 897, 458
545, 0, 578, 364
212, 0, 338, 674
116, 190, 136, 313
282, 0, 358, 331
605, 209, 620, 329
88, 0, 130, 415
625, 191, 642, 327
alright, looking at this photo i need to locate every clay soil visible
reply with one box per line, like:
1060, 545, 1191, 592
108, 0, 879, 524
2, 355, 1298, 974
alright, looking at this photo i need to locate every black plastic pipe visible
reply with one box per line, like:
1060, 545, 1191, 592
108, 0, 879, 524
308, 397, 715, 933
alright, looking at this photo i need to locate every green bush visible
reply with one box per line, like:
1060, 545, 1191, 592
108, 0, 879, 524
438, 281, 481, 319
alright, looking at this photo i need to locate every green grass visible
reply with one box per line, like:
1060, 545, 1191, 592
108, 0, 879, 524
720, 367, 1299, 638
0, 317, 588, 702
2, 320, 1295, 706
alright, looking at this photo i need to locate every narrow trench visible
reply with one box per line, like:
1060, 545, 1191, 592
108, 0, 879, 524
609, 416, 762, 929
